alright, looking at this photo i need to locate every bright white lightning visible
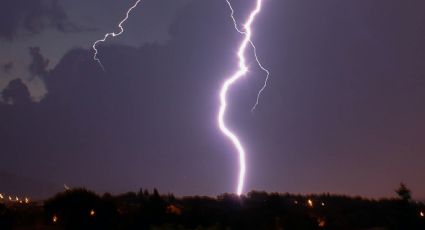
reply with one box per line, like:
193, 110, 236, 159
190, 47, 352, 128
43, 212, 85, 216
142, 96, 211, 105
92, 0, 142, 71
225, 0, 270, 112
218, 0, 264, 195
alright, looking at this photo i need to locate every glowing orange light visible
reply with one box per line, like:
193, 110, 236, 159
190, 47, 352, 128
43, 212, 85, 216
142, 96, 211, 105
0, 193, 3, 199
420, 211, 424, 217
317, 217, 326, 227
166, 205, 182, 215
25, 197, 29, 204
307, 199, 313, 207
90, 209, 96, 216
52, 215, 58, 223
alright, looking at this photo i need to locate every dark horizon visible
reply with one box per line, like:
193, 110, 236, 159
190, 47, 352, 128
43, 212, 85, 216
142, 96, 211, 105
3, 188, 425, 229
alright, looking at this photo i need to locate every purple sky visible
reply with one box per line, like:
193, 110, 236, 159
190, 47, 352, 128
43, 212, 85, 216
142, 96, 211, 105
1, 0, 425, 200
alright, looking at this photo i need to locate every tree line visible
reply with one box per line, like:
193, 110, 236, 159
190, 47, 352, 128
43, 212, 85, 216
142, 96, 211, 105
0, 184, 424, 229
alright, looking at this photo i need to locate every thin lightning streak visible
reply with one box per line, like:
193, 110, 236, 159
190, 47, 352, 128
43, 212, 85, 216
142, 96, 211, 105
218, 0, 264, 196
225, 0, 270, 112
92, 0, 142, 71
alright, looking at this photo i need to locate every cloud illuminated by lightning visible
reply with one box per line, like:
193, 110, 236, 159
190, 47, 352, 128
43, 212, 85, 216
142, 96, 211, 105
92, 0, 142, 71
225, 0, 270, 112
218, 0, 265, 195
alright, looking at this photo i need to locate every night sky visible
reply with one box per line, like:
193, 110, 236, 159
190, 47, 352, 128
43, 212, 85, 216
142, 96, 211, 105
1, 0, 425, 200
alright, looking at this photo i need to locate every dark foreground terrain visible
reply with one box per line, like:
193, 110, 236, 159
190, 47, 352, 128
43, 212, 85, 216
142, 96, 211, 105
1, 188, 424, 229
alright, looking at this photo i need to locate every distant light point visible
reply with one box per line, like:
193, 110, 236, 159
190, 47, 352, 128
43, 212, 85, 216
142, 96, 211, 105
52, 215, 58, 223
307, 199, 313, 207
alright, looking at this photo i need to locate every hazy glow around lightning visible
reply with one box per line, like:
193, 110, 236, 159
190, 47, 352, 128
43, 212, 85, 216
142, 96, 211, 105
225, 0, 270, 112
218, 0, 264, 195
92, 0, 142, 71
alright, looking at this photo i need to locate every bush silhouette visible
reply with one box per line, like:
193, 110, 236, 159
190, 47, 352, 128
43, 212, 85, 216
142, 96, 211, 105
44, 188, 117, 229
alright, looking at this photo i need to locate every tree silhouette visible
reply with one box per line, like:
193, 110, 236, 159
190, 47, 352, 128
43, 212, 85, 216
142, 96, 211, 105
3, 188, 425, 229
395, 183, 411, 202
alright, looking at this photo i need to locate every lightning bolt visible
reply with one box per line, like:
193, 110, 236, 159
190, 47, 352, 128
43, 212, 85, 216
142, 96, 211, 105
90, 0, 265, 196
92, 0, 142, 71
225, 0, 270, 112
219, 0, 265, 195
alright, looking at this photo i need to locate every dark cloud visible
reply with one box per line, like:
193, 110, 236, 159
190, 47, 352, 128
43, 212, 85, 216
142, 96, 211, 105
29, 47, 49, 77
1, 78, 31, 105
0, 0, 237, 197
0, 0, 82, 40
